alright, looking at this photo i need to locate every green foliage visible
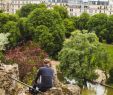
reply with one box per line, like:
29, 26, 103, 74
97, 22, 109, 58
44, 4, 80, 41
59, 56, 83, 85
77, 12, 90, 30
63, 18, 75, 37
8, 14, 19, 22
58, 30, 109, 84
33, 25, 54, 55
16, 4, 36, 17
3, 21, 20, 47
71, 16, 79, 29
106, 15, 113, 43
0, 13, 9, 32
17, 3, 46, 17
88, 13, 108, 41
28, 8, 62, 28
53, 5, 69, 19
28, 8, 66, 59
18, 17, 35, 42
0, 33, 9, 60
108, 67, 113, 83
0, 10, 4, 13
101, 44, 113, 79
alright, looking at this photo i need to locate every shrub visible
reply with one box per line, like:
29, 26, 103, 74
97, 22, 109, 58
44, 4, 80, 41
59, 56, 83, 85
5, 41, 48, 83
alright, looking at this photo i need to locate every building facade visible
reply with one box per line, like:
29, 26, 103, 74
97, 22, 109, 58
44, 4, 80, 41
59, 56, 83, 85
0, 0, 113, 16
67, 0, 113, 16
0, 0, 47, 13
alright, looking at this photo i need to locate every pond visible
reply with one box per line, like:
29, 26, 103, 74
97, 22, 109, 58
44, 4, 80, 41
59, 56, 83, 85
82, 82, 113, 95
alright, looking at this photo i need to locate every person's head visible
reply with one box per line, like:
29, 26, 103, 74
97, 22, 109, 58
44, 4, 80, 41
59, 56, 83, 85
43, 58, 51, 67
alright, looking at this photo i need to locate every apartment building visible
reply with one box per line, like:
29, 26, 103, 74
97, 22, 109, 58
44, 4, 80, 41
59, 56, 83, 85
0, 0, 113, 16
0, 0, 47, 13
67, 0, 113, 16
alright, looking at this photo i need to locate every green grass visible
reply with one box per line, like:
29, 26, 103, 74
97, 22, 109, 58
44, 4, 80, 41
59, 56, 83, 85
101, 43, 113, 64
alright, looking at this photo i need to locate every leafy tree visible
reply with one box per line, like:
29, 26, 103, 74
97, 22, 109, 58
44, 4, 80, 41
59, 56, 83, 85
71, 16, 79, 29
3, 21, 20, 47
87, 13, 108, 41
0, 13, 9, 32
33, 25, 54, 55
28, 8, 63, 28
63, 18, 75, 37
53, 5, 69, 19
17, 17, 35, 42
58, 30, 109, 85
106, 15, 113, 43
8, 14, 19, 22
28, 8, 66, 58
77, 12, 90, 30
17, 3, 46, 17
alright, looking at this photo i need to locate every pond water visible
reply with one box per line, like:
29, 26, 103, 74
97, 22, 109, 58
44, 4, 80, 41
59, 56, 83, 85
82, 82, 113, 95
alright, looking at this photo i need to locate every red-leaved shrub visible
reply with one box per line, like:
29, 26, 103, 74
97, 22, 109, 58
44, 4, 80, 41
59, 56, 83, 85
5, 41, 48, 82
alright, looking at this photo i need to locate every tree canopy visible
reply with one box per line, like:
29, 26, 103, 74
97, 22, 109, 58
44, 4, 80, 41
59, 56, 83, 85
53, 5, 69, 19
17, 3, 46, 17
28, 8, 66, 58
58, 30, 109, 83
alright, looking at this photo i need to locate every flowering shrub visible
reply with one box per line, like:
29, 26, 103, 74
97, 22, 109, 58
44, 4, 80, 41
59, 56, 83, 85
5, 41, 48, 82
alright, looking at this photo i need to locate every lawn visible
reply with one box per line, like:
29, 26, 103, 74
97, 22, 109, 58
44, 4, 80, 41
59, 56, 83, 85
102, 43, 113, 64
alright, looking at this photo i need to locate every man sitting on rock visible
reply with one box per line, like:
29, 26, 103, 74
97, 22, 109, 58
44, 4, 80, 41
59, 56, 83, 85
29, 58, 54, 94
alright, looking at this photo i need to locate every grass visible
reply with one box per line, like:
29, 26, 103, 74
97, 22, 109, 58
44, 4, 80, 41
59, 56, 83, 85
101, 43, 113, 64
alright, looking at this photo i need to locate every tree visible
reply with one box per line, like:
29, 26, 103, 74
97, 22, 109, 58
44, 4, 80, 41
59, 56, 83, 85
71, 16, 79, 29
0, 13, 9, 33
8, 14, 19, 22
33, 25, 54, 55
3, 21, 20, 47
58, 30, 109, 85
87, 13, 108, 42
0, 33, 9, 60
77, 12, 90, 30
63, 18, 75, 37
17, 3, 46, 17
28, 8, 66, 58
53, 5, 69, 19
17, 17, 35, 42
106, 15, 113, 43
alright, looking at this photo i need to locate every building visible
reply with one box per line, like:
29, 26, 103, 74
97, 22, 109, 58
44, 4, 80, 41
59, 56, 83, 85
67, 0, 112, 16
0, 0, 113, 16
0, 0, 47, 13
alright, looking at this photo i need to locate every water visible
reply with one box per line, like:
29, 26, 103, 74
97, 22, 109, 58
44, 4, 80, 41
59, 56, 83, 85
82, 82, 113, 95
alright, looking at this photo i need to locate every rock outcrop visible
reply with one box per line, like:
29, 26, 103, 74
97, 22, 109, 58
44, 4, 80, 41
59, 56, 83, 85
0, 63, 19, 95
95, 69, 107, 84
0, 61, 81, 95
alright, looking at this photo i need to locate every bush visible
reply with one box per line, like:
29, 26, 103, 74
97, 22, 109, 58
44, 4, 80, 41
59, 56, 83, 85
4, 41, 48, 83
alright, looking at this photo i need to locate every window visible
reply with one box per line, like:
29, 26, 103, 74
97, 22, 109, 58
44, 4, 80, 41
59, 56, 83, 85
70, 8, 73, 11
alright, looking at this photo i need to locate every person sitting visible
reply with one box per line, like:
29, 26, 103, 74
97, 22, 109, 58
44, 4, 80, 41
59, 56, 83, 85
29, 58, 54, 94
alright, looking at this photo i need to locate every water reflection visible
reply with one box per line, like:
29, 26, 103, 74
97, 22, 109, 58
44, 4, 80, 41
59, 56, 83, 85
82, 82, 113, 95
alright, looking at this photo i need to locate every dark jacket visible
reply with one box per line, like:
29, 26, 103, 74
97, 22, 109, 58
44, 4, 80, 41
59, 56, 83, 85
35, 65, 54, 88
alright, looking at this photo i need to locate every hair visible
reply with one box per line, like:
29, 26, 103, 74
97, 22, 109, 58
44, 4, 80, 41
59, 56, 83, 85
43, 58, 51, 67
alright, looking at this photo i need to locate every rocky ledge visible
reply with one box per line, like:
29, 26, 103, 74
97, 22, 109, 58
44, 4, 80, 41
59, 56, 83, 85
0, 62, 81, 95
